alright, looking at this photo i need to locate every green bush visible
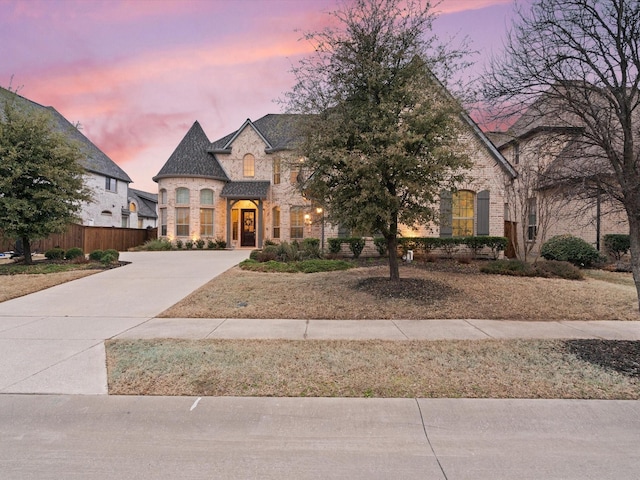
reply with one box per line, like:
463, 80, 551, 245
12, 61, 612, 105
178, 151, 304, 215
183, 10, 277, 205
480, 259, 583, 280
102, 249, 120, 264
480, 259, 534, 276
604, 234, 630, 260
207, 239, 215, 249
45, 248, 65, 260
240, 258, 354, 273
300, 238, 321, 259
100, 253, 117, 265
196, 239, 205, 249
264, 239, 277, 246
89, 249, 104, 261
328, 238, 342, 254
540, 234, 600, 267
175, 240, 183, 249
373, 237, 388, 256
185, 240, 194, 249
215, 238, 227, 249
349, 237, 365, 259
258, 245, 278, 262
64, 247, 84, 260
141, 238, 172, 251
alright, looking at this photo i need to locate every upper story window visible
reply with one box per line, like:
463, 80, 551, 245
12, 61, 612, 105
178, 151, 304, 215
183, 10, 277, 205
273, 158, 281, 184
176, 187, 190, 205
200, 189, 214, 205
105, 177, 117, 192
243, 154, 255, 177
129, 202, 137, 212
159, 189, 167, 204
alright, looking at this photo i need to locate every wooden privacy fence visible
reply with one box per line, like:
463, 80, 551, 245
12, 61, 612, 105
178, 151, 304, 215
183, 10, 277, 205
6, 224, 158, 254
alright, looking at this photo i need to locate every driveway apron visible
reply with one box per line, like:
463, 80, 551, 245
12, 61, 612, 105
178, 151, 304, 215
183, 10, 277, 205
0, 250, 250, 394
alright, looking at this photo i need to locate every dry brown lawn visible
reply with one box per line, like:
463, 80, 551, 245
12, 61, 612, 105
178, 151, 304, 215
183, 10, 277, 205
159, 262, 640, 321
0, 270, 97, 302
106, 338, 640, 399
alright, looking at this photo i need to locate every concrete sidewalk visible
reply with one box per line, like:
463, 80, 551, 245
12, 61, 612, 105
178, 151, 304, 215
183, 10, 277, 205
116, 317, 640, 340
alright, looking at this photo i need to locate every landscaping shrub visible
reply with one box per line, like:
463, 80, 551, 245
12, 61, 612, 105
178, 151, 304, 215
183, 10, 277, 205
249, 249, 261, 261
141, 238, 172, 251
604, 234, 630, 260
328, 238, 342, 254
175, 240, 183, 249
215, 238, 227, 249
64, 247, 84, 260
100, 253, 118, 265
103, 249, 119, 261
207, 239, 215, 249
239, 258, 353, 273
300, 238, 321, 259
373, 237, 388, 256
540, 234, 600, 267
195, 239, 205, 249
275, 241, 299, 262
534, 260, 583, 280
480, 259, 534, 276
480, 259, 583, 280
44, 248, 65, 260
257, 245, 278, 262
349, 237, 365, 259
89, 249, 104, 261
264, 239, 277, 246
185, 240, 194, 249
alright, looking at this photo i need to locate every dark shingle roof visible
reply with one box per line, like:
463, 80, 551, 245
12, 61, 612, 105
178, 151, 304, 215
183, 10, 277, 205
210, 114, 303, 153
129, 188, 158, 219
0, 87, 132, 183
153, 121, 229, 182
220, 181, 270, 199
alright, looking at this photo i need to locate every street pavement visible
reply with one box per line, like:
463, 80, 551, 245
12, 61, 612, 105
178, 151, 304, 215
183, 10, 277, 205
0, 250, 639, 479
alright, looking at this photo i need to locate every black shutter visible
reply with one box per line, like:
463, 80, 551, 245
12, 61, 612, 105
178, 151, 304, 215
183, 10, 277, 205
477, 190, 490, 236
439, 190, 453, 238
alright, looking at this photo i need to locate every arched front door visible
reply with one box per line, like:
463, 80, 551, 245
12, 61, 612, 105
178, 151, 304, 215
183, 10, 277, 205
241, 209, 256, 247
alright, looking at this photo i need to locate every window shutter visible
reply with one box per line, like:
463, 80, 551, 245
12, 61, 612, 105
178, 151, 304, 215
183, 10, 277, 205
439, 190, 453, 238
477, 190, 490, 236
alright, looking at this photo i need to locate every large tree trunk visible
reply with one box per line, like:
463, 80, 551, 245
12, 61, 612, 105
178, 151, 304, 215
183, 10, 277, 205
387, 234, 399, 281
22, 236, 33, 265
628, 216, 640, 313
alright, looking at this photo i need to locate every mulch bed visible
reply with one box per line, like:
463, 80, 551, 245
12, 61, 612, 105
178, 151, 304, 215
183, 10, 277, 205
565, 340, 640, 378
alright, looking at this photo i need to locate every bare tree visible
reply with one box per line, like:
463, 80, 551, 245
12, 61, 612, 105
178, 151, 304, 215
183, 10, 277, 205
483, 0, 640, 311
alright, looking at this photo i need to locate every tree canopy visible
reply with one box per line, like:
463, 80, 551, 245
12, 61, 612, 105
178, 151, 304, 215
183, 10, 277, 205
483, 0, 640, 310
0, 96, 92, 263
286, 0, 472, 280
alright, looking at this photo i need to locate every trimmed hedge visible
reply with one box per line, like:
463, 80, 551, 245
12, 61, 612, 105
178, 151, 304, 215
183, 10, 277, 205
397, 236, 508, 259
44, 248, 65, 260
64, 247, 84, 260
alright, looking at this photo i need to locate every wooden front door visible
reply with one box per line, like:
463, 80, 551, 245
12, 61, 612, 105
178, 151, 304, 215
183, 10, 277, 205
241, 209, 256, 247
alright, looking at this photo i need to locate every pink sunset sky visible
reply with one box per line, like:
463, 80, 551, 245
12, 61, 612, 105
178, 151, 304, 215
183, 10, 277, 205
0, 0, 524, 193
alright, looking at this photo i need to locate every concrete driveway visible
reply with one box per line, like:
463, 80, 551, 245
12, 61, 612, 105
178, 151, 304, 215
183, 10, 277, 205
0, 250, 250, 394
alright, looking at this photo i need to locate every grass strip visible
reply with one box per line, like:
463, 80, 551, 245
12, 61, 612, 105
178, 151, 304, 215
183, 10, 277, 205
106, 339, 640, 399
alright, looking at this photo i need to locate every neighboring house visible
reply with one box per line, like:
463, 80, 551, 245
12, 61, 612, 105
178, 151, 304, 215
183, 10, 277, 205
489, 92, 629, 258
0, 87, 133, 228
127, 188, 158, 229
154, 111, 516, 249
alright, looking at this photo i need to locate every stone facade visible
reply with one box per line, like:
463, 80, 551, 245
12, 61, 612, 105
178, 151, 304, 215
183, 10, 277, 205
155, 114, 514, 250
80, 172, 129, 227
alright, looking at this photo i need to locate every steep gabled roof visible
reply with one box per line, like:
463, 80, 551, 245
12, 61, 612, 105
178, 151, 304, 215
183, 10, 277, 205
210, 114, 303, 153
153, 121, 229, 182
129, 188, 158, 219
0, 87, 132, 183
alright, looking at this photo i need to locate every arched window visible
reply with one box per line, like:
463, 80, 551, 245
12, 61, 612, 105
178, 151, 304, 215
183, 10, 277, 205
243, 153, 255, 177
452, 190, 475, 236
129, 202, 137, 212
200, 189, 214, 205
176, 187, 190, 204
